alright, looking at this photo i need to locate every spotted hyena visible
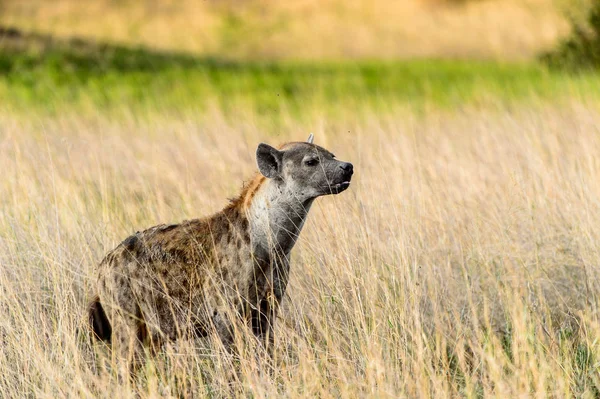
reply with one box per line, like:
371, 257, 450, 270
89, 135, 354, 368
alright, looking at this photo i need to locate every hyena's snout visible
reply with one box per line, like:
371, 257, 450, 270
329, 161, 354, 194
339, 162, 354, 178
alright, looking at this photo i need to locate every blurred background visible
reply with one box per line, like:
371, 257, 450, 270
0, 0, 569, 59
1, 0, 598, 121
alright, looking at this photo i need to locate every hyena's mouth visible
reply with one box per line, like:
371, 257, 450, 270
329, 181, 351, 194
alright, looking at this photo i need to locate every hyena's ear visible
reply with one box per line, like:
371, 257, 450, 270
256, 143, 283, 179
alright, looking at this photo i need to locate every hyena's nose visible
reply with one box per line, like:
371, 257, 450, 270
340, 162, 354, 176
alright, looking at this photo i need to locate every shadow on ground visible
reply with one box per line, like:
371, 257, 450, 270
0, 25, 242, 77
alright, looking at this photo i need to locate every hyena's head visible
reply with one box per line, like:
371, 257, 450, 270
256, 135, 354, 202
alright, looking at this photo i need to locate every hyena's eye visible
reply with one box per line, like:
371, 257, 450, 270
305, 158, 319, 167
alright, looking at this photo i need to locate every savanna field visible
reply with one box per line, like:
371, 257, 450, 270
3, 0, 600, 397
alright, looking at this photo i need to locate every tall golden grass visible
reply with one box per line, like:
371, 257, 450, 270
2, 103, 600, 397
1, 0, 567, 60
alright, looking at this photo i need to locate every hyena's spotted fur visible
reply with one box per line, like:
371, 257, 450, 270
89, 138, 354, 368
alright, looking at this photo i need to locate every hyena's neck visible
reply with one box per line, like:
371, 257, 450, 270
239, 175, 314, 259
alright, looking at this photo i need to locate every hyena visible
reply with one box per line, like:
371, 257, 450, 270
89, 135, 354, 368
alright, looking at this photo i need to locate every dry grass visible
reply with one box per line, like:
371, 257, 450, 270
1, 0, 568, 60
2, 103, 600, 397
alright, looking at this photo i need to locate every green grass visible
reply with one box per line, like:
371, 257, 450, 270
2, 29, 600, 120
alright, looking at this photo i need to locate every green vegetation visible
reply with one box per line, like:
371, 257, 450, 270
2, 28, 600, 119
542, 0, 600, 69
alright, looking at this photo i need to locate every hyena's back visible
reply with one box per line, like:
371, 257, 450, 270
92, 206, 252, 345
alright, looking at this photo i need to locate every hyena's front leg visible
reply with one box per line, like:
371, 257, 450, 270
251, 266, 288, 352
251, 296, 279, 350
